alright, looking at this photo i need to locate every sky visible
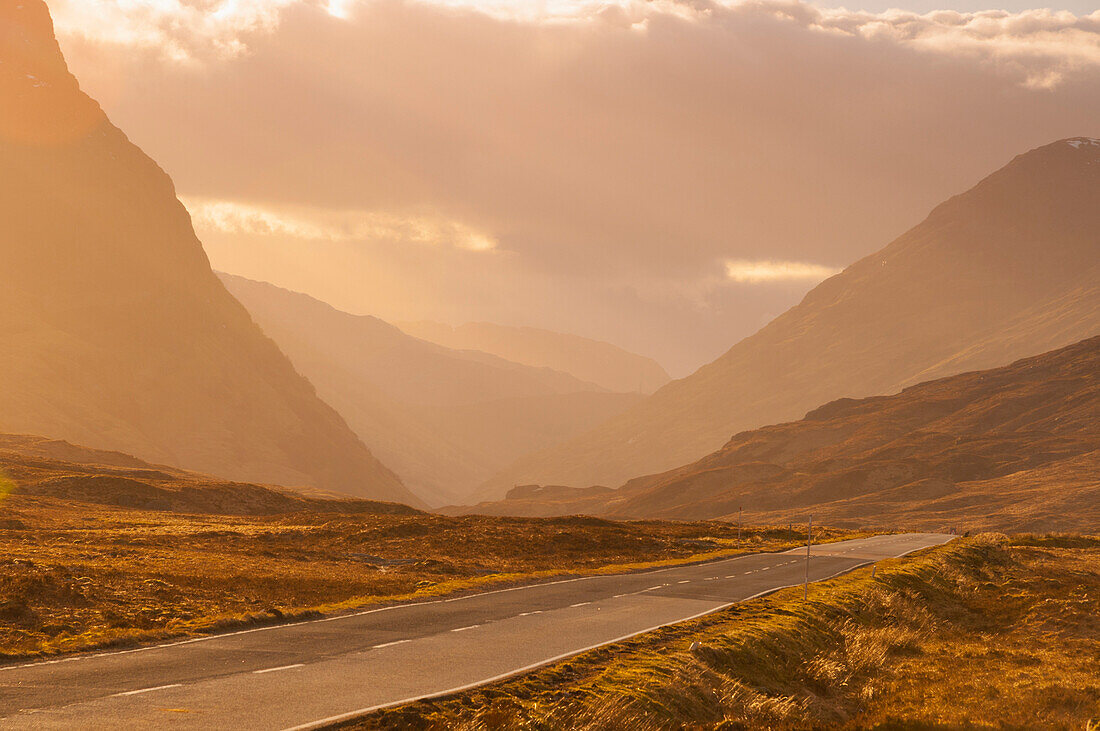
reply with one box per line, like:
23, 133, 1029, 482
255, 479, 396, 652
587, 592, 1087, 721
50, 0, 1100, 375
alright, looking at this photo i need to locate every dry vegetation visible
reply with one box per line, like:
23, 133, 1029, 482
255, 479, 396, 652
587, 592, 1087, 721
339, 534, 1100, 730
0, 492, 863, 660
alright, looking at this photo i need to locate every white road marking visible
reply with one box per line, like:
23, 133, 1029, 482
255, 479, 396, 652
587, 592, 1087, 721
570, 602, 591, 608
451, 625, 480, 633
113, 684, 181, 697
677, 580, 690, 584
372, 640, 411, 649
253, 664, 304, 675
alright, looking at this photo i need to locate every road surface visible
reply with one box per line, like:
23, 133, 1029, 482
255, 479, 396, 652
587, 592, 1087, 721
0, 532, 951, 730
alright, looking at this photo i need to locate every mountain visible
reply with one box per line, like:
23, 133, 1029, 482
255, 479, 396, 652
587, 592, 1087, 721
470, 336, 1100, 533
0, 433, 419, 516
397, 321, 671, 394
221, 275, 643, 506
484, 138, 1100, 493
0, 1, 418, 506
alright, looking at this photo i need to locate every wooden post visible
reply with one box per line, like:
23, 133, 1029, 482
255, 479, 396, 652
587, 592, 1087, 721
804, 514, 813, 600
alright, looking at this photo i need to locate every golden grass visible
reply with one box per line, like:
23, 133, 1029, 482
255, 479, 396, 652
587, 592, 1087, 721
339, 534, 1100, 730
0, 494, 869, 660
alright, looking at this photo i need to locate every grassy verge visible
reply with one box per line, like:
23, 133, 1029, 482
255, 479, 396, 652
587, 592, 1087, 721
0, 494, 870, 660
337, 534, 1100, 730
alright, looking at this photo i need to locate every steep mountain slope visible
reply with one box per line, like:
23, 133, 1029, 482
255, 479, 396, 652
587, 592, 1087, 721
398, 321, 670, 394
0, 1, 417, 505
486, 138, 1100, 493
221, 275, 642, 506
474, 336, 1100, 532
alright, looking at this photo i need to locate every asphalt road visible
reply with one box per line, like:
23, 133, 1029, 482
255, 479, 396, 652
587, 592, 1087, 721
0, 532, 951, 730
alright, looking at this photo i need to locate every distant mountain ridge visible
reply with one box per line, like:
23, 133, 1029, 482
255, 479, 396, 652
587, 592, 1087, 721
222, 275, 644, 506
469, 335, 1100, 533
483, 138, 1100, 495
0, 1, 418, 506
397, 321, 671, 395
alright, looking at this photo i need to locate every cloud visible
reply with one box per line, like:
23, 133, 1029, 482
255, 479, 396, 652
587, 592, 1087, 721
48, 0, 1100, 80
724, 259, 841, 283
182, 198, 497, 252
48, 0, 301, 61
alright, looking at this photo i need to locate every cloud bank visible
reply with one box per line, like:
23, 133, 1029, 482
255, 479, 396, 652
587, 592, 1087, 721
51, 0, 1100, 80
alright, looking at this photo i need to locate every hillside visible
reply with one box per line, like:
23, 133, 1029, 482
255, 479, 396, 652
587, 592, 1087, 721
0, 2, 417, 505
0, 433, 418, 516
398, 321, 671, 394
485, 138, 1100, 493
222, 275, 643, 505
476, 336, 1100, 532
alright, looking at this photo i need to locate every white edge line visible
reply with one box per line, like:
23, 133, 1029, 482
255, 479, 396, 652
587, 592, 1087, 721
279, 536, 952, 731
372, 640, 411, 649
0, 575, 598, 672
112, 683, 181, 697
253, 664, 305, 675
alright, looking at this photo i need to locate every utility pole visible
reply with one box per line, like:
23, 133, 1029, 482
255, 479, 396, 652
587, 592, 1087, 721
804, 514, 813, 600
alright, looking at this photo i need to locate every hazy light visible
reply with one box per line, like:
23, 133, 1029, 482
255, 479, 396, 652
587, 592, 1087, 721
182, 197, 498, 252
725, 259, 841, 283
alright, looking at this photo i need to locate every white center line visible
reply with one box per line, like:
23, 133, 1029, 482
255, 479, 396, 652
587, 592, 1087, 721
570, 602, 592, 608
253, 664, 304, 675
677, 580, 690, 584
641, 585, 662, 592
451, 625, 480, 632
113, 684, 181, 697
372, 640, 411, 649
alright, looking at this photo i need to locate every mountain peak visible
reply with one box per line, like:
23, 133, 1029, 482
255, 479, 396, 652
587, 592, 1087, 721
1064, 137, 1100, 150
1010, 136, 1100, 166
0, 0, 102, 146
